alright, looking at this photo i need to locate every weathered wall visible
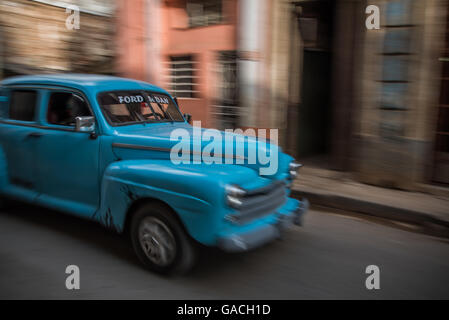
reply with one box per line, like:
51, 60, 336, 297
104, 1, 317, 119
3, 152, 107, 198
0, 0, 115, 75
354, 0, 447, 189
269, 0, 294, 148
116, 0, 147, 80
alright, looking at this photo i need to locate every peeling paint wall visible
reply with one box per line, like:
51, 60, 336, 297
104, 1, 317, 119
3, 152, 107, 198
354, 0, 448, 189
0, 0, 115, 76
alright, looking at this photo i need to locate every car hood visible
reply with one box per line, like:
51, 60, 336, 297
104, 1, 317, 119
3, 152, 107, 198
110, 122, 292, 178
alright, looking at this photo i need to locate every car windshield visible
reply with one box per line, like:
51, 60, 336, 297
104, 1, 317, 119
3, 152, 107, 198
98, 91, 185, 125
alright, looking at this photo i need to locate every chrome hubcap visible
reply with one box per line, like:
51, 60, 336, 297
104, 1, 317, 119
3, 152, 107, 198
139, 217, 177, 267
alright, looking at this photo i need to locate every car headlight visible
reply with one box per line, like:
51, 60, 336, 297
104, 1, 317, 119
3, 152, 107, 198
289, 161, 303, 179
225, 184, 246, 208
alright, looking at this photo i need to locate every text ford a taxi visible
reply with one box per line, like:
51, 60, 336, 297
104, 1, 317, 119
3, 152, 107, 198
0, 74, 308, 274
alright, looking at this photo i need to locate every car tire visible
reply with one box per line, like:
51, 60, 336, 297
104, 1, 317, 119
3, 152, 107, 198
130, 202, 196, 275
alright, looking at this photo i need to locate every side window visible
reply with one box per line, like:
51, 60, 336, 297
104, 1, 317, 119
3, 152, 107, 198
9, 90, 38, 122
47, 92, 91, 126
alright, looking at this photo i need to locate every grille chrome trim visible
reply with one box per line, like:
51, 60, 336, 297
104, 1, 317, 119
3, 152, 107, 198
232, 181, 287, 224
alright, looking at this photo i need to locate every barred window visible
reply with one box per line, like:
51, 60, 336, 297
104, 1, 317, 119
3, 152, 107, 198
213, 51, 239, 129
186, 0, 223, 28
169, 55, 198, 98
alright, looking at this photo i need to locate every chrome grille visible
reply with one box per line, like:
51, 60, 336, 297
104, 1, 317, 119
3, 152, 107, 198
233, 180, 287, 224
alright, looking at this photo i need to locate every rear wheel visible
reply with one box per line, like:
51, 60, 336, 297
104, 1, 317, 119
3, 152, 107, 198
130, 202, 196, 275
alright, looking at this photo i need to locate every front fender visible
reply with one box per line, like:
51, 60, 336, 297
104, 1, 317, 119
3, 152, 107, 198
94, 160, 257, 244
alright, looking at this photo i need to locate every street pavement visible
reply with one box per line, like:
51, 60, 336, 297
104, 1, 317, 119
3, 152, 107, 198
0, 203, 448, 299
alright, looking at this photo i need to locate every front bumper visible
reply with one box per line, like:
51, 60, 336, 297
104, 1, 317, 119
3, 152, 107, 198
217, 197, 309, 252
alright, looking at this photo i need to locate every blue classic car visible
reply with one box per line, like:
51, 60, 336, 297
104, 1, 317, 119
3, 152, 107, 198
0, 74, 308, 274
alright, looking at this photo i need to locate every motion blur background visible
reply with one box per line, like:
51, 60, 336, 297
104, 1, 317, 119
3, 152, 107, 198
0, 0, 448, 192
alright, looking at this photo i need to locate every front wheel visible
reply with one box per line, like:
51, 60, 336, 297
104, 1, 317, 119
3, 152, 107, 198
130, 202, 196, 275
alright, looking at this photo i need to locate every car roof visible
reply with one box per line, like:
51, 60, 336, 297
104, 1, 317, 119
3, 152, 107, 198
0, 74, 169, 95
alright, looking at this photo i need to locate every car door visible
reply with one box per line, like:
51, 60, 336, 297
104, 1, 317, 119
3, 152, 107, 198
0, 88, 41, 195
33, 89, 101, 217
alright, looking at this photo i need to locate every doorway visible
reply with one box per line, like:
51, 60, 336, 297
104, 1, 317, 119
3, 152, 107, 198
432, 3, 449, 185
295, 0, 335, 164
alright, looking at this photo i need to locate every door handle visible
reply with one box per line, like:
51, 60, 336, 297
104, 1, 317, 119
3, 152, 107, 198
27, 132, 43, 138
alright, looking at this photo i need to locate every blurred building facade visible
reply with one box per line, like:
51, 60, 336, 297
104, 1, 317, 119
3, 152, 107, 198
0, 0, 115, 77
117, 0, 449, 190
0, 0, 448, 191
353, 0, 449, 190
286, 0, 449, 191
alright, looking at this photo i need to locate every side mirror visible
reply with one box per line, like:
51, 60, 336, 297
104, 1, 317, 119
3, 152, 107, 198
183, 113, 192, 124
75, 116, 95, 132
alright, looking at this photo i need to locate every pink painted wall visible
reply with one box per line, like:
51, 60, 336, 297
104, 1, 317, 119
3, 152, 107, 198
116, 0, 238, 128
116, 0, 147, 81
